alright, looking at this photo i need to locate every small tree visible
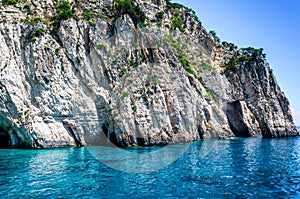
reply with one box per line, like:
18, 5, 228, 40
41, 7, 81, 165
56, 0, 74, 20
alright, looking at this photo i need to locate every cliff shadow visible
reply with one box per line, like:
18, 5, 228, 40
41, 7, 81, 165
0, 127, 10, 149
225, 100, 251, 137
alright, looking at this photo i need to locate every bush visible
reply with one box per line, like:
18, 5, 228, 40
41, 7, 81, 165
31, 28, 45, 42
139, 22, 148, 30
113, 0, 146, 26
171, 14, 184, 32
83, 10, 93, 20
166, 0, 186, 10
26, 17, 41, 25
2, 0, 18, 6
56, 0, 74, 20
129, 59, 138, 68
155, 11, 165, 20
209, 30, 221, 43
225, 47, 266, 70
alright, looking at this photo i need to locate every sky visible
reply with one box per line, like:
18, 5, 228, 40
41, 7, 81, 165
173, 0, 300, 125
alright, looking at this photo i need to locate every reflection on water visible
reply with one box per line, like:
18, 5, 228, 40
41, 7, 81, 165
1, 137, 300, 198
87, 143, 191, 173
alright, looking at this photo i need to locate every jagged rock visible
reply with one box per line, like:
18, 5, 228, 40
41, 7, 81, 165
0, 0, 298, 148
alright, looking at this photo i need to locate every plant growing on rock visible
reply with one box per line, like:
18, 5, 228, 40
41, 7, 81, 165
225, 47, 267, 70
97, 42, 108, 50
2, 0, 18, 6
166, 34, 199, 79
166, 0, 186, 10
56, 0, 74, 20
26, 17, 41, 25
209, 30, 221, 43
155, 11, 165, 20
112, 0, 146, 26
171, 14, 184, 32
51, 0, 74, 27
31, 28, 45, 42
121, 92, 129, 100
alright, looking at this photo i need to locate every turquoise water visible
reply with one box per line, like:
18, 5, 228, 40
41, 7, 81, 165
1, 137, 300, 198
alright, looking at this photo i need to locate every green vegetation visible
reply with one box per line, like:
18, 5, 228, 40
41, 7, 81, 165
154, 11, 164, 27
166, 34, 199, 79
54, 48, 60, 56
226, 47, 267, 70
199, 61, 213, 71
209, 30, 221, 43
26, 17, 41, 25
51, 0, 74, 28
156, 20, 163, 26
166, 0, 186, 10
23, 2, 30, 10
188, 8, 200, 22
87, 19, 96, 25
83, 10, 93, 20
166, 0, 200, 26
121, 92, 129, 100
31, 28, 45, 42
112, 0, 146, 26
222, 41, 238, 51
2, 0, 18, 6
97, 42, 108, 50
56, 0, 74, 20
155, 11, 165, 20
129, 60, 138, 68
171, 14, 184, 32
120, 67, 127, 75
205, 88, 212, 98
131, 106, 137, 112
151, 76, 158, 86
129, 57, 138, 68
61, 65, 65, 71
139, 52, 146, 62
139, 22, 148, 30
83, 10, 109, 21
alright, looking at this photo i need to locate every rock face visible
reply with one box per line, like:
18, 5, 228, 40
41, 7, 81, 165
0, 0, 298, 148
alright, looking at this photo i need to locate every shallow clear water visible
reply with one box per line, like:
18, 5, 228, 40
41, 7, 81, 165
1, 137, 300, 198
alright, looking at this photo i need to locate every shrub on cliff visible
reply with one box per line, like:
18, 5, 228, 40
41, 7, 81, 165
56, 0, 74, 20
2, 0, 18, 6
209, 30, 221, 43
171, 14, 184, 32
113, 0, 146, 26
226, 47, 267, 70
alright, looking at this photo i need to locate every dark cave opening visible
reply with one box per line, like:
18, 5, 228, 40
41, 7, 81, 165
0, 129, 10, 149
225, 100, 251, 138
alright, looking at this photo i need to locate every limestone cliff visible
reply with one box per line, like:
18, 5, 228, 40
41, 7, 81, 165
0, 0, 298, 148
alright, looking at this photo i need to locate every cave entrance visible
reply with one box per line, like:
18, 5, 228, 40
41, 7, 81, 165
225, 100, 251, 137
0, 129, 10, 149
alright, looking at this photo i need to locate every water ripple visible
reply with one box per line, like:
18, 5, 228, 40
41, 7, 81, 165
1, 137, 300, 198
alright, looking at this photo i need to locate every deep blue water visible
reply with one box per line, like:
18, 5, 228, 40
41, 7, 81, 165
1, 136, 300, 198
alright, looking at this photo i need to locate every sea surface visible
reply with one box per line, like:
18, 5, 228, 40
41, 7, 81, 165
1, 135, 300, 198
